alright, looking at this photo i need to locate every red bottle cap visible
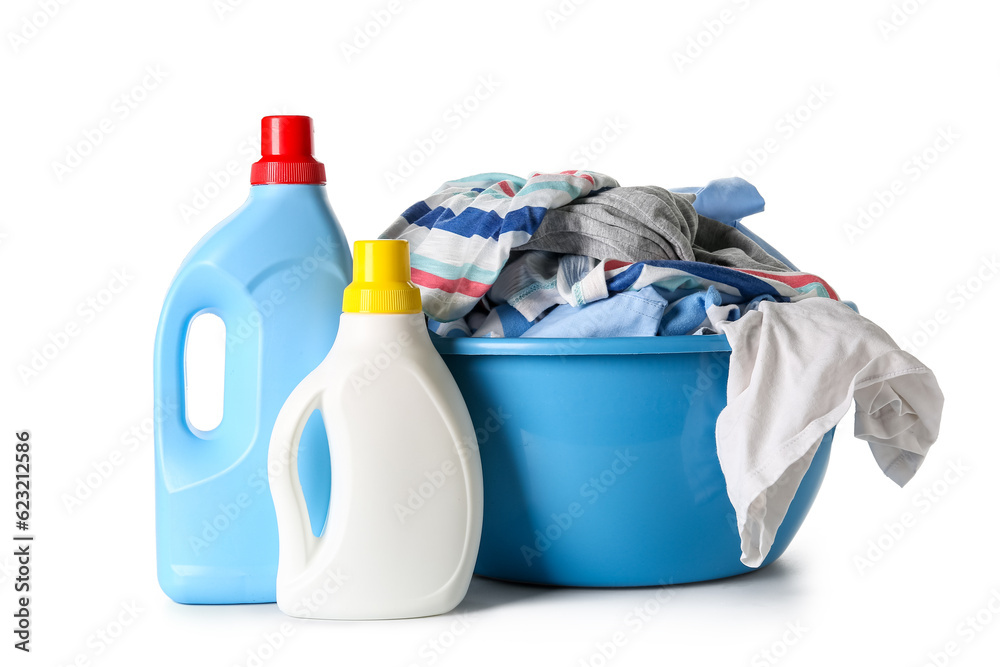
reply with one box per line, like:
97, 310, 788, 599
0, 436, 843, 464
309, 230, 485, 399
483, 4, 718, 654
250, 115, 326, 185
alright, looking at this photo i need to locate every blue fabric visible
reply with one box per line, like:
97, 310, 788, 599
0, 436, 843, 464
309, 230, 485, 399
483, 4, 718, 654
405, 204, 551, 240
671, 177, 765, 225
399, 200, 432, 224
494, 303, 532, 337
746, 293, 778, 310
605, 259, 787, 302
670, 177, 799, 271
428, 317, 470, 337
522, 286, 668, 338
658, 286, 725, 336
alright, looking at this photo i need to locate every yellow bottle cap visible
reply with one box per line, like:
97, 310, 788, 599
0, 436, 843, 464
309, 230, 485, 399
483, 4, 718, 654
342, 240, 423, 314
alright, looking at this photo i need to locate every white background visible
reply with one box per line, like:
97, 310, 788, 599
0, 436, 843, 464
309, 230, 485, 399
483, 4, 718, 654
2, 0, 998, 665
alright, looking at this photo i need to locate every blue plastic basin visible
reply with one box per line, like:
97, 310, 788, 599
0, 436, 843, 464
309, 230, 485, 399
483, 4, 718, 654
432, 334, 833, 587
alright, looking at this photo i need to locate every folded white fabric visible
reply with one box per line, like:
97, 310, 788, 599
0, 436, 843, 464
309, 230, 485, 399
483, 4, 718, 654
715, 298, 944, 567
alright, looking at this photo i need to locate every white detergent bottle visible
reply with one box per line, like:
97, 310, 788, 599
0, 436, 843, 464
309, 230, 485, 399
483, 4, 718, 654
268, 239, 483, 620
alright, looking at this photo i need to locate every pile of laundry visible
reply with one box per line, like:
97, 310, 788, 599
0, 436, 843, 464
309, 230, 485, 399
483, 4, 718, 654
380, 171, 944, 568
380, 171, 837, 338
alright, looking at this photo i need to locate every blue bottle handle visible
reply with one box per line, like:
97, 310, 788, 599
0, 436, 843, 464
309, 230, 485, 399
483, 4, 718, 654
155, 263, 261, 492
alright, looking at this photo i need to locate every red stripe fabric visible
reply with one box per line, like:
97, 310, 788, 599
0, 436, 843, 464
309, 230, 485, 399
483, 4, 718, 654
604, 259, 632, 271
411, 267, 492, 298
740, 270, 840, 300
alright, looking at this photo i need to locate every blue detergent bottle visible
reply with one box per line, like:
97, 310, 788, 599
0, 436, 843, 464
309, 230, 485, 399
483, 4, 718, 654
154, 116, 351, 604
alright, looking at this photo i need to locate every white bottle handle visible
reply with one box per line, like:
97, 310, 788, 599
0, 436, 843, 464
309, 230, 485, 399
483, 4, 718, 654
268, 371, 326, 579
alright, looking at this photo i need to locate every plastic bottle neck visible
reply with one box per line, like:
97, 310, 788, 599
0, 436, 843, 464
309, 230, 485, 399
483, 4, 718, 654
246, 182, 328, 202
336, 312, 430, 350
